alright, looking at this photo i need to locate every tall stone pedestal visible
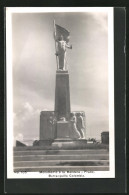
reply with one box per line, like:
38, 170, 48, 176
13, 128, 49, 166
55, 70, 70, 120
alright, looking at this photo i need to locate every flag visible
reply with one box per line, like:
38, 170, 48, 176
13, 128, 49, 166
54, 24, 70, 43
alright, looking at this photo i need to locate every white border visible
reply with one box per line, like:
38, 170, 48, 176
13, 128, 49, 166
6, 7, 114, 178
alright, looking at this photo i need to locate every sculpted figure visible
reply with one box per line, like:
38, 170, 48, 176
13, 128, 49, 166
49, 112, 56, 125
76, 112, 85, 139
49, 112, 57, 139
55, 35, 72, 70
70, 112, 81, 139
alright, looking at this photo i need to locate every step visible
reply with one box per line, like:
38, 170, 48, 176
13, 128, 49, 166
14, 154, 109, 161
14, 149, 108, 156
14, 166, 109, 172
14, 160, 109, 167
14, 144, 109, 151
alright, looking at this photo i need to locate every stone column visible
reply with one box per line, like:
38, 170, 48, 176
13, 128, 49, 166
55, 70, 71, 121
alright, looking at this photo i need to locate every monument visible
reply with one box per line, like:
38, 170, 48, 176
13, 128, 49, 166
38, 21, 86, 146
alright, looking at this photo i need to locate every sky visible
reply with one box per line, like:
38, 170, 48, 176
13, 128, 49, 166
12, 11, 109, 142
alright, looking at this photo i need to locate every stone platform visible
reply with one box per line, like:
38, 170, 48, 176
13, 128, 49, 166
33, 139, 87, 149
52, 139, 87, 148
13, 144, 109, 172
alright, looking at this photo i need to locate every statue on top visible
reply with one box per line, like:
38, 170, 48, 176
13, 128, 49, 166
53, 21, 72, 71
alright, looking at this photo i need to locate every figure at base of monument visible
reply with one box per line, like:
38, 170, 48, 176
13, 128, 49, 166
70, 112, 81, 139
40, 111, 57, 140
76, 112, 86, 139
49, 112, 57, 139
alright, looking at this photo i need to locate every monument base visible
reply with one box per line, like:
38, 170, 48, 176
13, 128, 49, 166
33, 139, 87, 149
52, 139, 87, 148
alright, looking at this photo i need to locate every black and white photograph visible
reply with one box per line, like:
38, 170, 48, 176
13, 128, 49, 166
6, 7, 114, 178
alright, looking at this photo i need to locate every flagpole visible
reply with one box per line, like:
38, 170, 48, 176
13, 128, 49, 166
53, 20, 58, 70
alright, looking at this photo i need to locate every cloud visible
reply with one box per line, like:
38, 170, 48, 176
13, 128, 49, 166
15, 133, 23, 141
24, 102, 33, 112
93, 12, 108, 32
13, 102, 40, 139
